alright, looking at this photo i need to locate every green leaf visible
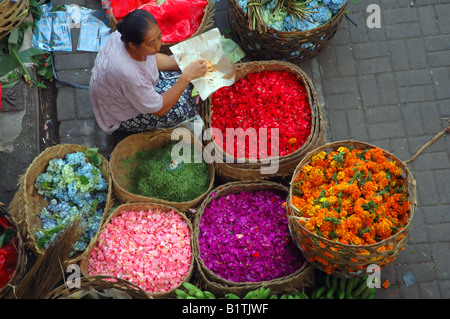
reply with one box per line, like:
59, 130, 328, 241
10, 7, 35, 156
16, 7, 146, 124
83, 147, 102, 167
0, 228, 16, 248
32, 79, 48, 89
79, 175, 89, 185
8, 28, 20, 45
36, 224, 64, 249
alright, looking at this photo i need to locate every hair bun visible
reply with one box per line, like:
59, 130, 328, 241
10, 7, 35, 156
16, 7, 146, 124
116, 20, 123, 33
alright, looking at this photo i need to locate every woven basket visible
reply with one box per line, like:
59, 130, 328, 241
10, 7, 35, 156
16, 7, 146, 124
0, 0, 29, 40
79, 202, 195, 299
200, 60, 325, 182
193, 181, 315, 297
108, 0, 215, 55
19, 144, 114, 263
227, 0, 348, 62
286, 140, 417, 278
109, 129, 215, 213
46, 275, 151, 299
0, 203, 27, 299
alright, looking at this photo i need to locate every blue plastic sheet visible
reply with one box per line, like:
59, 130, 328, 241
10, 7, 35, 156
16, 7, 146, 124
31, 4, 52, 51
31, 3, 72, 52
77, 8, 112, 52
32, 4, 111, 53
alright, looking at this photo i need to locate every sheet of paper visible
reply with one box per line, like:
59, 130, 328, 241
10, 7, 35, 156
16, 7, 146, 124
169, 28, 235, 100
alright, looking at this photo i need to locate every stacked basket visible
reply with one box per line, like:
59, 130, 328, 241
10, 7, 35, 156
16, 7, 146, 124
79, 202, 195, 299
8, 144, 114, 264
47, 275, 151, 299
0, 203, 27, 299
200, 60, 326, 182
109, 129, 215, 213
0, 0, 29, 40
193, 181, 315, 297
286, 140, 417, 278
227, 0, 348, 62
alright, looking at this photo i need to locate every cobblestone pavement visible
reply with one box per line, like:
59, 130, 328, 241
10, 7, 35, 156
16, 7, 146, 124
1, 0, 448, 299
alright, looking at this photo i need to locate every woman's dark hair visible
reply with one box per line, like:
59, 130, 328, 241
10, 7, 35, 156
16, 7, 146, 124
116, 9, 158, 45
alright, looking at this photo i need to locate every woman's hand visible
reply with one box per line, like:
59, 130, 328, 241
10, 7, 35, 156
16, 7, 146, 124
181, 60, 207, 82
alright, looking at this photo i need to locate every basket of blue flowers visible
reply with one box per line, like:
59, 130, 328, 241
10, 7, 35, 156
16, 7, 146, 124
228, 0, 348, 62
19, 144, 113, 263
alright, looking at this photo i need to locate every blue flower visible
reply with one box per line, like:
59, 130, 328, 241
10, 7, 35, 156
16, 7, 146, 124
322, 0, 347, 14
237, 0, 249, 13
310, 5, 333, 25
34, 151, 109, 253
65, 152, 88, 167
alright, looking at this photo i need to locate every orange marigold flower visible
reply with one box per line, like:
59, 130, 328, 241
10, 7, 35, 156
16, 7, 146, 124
382, 279, 390, 289
291, 146, 410, 247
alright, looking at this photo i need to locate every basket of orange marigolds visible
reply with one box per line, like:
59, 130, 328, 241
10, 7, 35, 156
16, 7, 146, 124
285, 140, 417, 278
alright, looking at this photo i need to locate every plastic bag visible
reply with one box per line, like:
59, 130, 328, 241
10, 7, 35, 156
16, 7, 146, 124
77, 8, 112, 52
31, 3, 53, 51
139, 0, 208, 43
220, 36, 245, 63
32, 3, 72, 52
109, 0, 151, 19
50, 11, 73, 52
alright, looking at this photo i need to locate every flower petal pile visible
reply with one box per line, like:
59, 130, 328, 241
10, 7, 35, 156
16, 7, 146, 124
34, 151, 108, 252
88, 208, 192, 294
291, 146, 411, 246
0, 216, 19, 289
199, 190, 304, 282
211, 70, 312, 159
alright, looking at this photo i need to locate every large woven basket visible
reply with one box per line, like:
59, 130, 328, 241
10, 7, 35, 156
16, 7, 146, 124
0, 203, 27, 299
286, 140, 417, 278
18, 144, 114, 263
108, 0, 215, 55
79, 202, 195, 299
0, 0, 29, 40
47, 275, 151, 299
200, 60, 325, 182
227, 0, 348, 62
109, 129, 215, 213
193, 181, 315, 297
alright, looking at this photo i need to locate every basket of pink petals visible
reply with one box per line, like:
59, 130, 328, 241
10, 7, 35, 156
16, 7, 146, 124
79, 202, 194, 298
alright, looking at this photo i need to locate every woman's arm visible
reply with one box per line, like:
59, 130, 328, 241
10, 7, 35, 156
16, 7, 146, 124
155, 53, 180, 71
153, 59, 207, 117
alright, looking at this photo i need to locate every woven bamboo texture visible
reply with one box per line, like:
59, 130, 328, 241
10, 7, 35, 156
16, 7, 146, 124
227, 0, 348, 62
0, 0, 29, 40
109, 129, 215, 213
79, 202, 195, 299
199, 60, 326, 182
16, 144, 114, 264
193, 181, 315, 297
0, 203, 27, 299
47, 275, 151, 299
286, 140, 417, 278
108, 0, 215, 55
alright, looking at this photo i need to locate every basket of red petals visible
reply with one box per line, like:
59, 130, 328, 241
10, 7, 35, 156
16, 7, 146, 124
200, 60, 325, 181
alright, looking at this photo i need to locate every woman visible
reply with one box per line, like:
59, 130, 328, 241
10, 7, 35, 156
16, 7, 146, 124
89, 9, 207, 135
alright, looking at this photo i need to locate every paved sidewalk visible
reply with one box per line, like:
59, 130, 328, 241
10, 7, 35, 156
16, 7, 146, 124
310, 0, 450, 299
0, 0, 448, 299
